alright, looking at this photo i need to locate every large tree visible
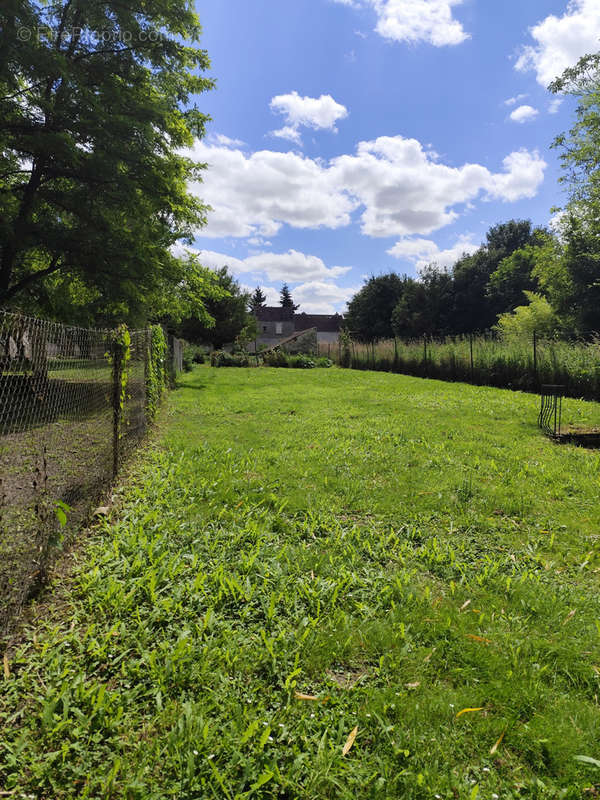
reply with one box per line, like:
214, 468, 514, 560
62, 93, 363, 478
392, 266, 454, 338
549, 53, 600, 334
487, 227, 550, 314
451, 220, 540, 333
0, 0, 213, 322
346, 273, 411, 342
178, 267, 251, 349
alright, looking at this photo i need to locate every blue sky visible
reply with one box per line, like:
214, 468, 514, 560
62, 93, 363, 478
183, 0, 600, 313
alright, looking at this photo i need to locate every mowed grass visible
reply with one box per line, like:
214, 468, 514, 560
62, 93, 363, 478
2, 366, 600, 799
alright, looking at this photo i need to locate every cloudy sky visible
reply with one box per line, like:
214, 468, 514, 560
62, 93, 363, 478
186, 0, 600, 313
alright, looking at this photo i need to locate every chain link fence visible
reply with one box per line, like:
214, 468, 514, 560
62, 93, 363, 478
0, 311, 184, 635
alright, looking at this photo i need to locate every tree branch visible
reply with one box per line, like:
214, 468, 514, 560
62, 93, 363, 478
1, 256, 63, 304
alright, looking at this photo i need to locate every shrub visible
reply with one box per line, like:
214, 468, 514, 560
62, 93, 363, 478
183, 344, 205, 371
262, 350, 289, 368
211, 350, 250, 368
261, 351, 328, 369
288, 354, 316, 369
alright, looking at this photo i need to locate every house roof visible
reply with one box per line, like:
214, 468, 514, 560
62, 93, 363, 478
294, 313, 344, 333
255, 306, 294, 322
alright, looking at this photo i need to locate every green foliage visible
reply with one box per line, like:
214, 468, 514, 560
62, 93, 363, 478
3, 368, 600, 797
392, 266, 454, 338
262, 349, 290, 368
339, 334, 600, 399
235, 314, 260, 351
549, 53, 600, 335
495, 293, 561, 340
109, 324, 132, 416
346, 273, 411, 342
488, 229, 550, 313
182, 344, 206, 372
315, 357, 334, 368
211, 350, 250, 367
280, 283, 299, 311
338, 328, 352, 368
261, 351, 331, 369
249, 286, 267, 313
146, 325, 168, 422
0, 0, 213, 322
452, 220, 542, 333
149, 255, 224, 331
179, 267, 251, 349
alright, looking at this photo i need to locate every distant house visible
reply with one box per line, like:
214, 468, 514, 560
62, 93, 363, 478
293, 313, 344, 345
253, 307, 344, 350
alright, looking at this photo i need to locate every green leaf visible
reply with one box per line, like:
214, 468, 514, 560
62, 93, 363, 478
574, 755, 600, 768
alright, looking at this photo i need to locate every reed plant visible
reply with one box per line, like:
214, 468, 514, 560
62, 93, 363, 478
324, 335, 600, 399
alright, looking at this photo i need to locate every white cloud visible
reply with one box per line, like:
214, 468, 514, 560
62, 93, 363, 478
330, 137, 546, 236
486, 149, 547, 202
240, 283, 281, 307
213, 134, 245, 148
334, 0, 469, 46
504, 93, 528, 107
186, 136, 546, 240
189, 248, 356, 313
549, 97, 564, 114
197, 248, 352, 283
269, 91, 348, 145
271, 125, 303, 145
292, 281, 359, 314
387, 234, 478, 270
270, 91, 348, 131
509, 104, 540, 123
186, 140, 355, 238
244, 251, 352, 282
516, 0, 600, 87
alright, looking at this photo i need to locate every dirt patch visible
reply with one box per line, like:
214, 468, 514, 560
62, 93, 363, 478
326, 667, 369, 689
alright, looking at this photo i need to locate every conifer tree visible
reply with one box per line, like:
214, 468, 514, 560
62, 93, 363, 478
249, 286, 267, 312
280, 284, 299, 311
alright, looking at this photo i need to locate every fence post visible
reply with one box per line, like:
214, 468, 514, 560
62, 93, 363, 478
423, 334, 428, 364
112, 335, 123, 479
533, 330, 538, 378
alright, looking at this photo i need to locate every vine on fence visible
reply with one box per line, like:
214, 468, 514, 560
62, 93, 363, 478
109, 324, 132, 413
339, 328, 352, 368
109, 325, 132, 477
146, 325, 168, 422
0, 311, 184, 634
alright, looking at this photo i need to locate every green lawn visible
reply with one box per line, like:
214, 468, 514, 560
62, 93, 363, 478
2, 366, 600, 799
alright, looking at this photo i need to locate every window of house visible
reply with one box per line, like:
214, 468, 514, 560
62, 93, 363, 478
263, 325, 268, 332
275, 323, 283, 335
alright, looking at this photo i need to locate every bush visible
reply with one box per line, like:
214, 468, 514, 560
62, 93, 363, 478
261, 351, 331, 369
183, 344, 205, 371
211, 350, 250, 368
262, 350, 289, 368
288, 354, 316, 369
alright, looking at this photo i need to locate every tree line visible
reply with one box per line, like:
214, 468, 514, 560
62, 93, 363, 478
346, 53, 600, 343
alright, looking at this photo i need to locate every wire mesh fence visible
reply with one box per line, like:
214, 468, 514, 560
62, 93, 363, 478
322, 334, 600, 400
0, 311, 184, 635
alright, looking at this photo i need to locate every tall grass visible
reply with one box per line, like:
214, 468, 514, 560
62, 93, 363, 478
320, 335, 600, 400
